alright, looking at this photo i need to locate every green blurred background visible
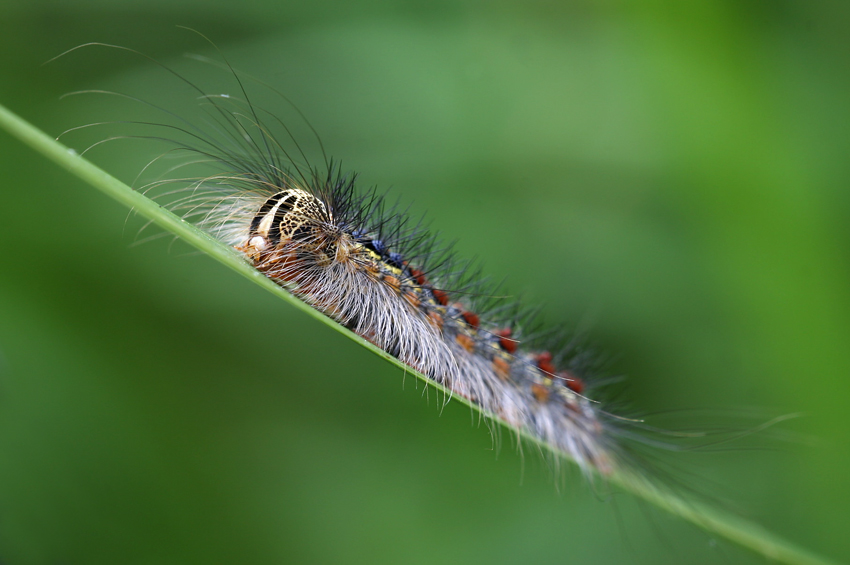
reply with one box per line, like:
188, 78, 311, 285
1, 1, 849, 564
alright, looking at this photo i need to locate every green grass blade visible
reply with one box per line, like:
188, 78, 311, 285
0, 101, 840, 565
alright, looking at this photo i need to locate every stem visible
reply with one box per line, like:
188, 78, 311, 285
0, 102, 839, 565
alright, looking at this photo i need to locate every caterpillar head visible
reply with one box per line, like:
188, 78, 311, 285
242, 188, 332, 260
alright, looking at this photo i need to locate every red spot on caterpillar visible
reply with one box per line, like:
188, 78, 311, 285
531, 382, 550, 403
494, 328, 517, 354
431, 288, 449, 306
559, 371, 585, 394
461, 310, 480, 329
536, 351, 556, 375
409, 268, 427, 286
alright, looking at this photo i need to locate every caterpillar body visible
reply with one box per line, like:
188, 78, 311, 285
206, 174, 613, 475
62, 41, 651, 481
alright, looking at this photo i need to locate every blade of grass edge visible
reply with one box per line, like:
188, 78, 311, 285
0, 102, 839, 565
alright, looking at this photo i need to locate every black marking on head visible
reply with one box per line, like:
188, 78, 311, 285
250, 191, 284, 233
268, 194, 297, 245
290, 224, 313, 242
253, 188, 330, 248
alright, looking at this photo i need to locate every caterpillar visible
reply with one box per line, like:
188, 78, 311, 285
58, 41, 675, 483
210, 163, 615, 474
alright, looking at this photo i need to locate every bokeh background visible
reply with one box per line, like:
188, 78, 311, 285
2, 1, 849, 564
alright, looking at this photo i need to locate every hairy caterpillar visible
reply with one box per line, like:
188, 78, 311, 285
213, 161, 616, 473
55, 40, 706, 484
